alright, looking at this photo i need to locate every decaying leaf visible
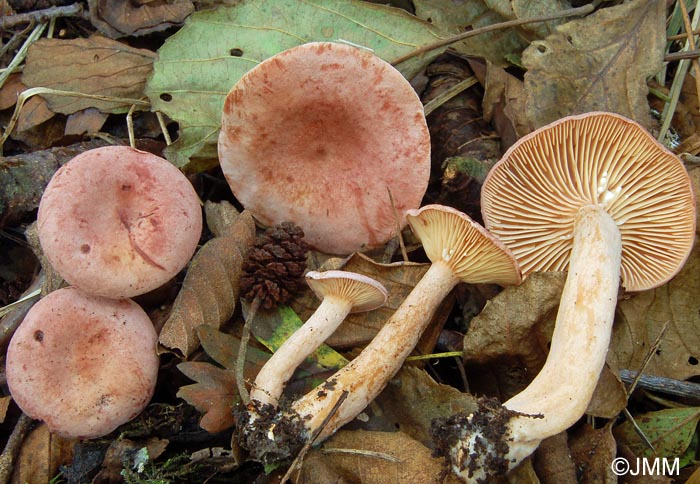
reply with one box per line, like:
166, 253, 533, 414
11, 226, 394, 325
609, 166, 700, 381
522, 0, 665, 130
64, 108, 109, 136
291, 253, 431, 348
614, 407, 700, 459
158, 209, 256, 357
10, 423, 75, 484
300, 430, 464, 484
532, 433, 578, 484
22, 35, 156, 115
88, 0, 194, 38
569, 423, 617, 484
0, 74, 54, 133
176, 325, 270, 433
145, 0, 448, 171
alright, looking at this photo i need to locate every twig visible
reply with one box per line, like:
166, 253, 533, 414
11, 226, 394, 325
678, 0, 700, 114
391, 4, 595, 66
386, 187, 408, 262
0, 413, 34, 484
0, 21, 47, 90
625, 322, 669, 396
669, 28, 700, 41
236, 297, 261, 405
423, 76, 478, 117
280, 391, 349, 484
621, 408, 655, 453
321, 448, 401, 462
155, 112, 173, 146
665, 49, 700, 62
0, 3, 86, 30
126, 104, 137, 149
620, 369, 700, 401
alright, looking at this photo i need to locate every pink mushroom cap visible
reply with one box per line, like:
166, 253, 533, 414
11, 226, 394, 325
7, 287, 159, 439
218, 42, 430, 255
37, 146, 202, 298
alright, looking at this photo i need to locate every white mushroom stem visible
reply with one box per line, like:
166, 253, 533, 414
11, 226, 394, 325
291, 261, 458, 440
250, 295, 354, 408
448, 205, 621, 482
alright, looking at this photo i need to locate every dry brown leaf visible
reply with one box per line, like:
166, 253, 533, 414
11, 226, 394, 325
177, 325, 270, 433
64, 108, 109, 136
177, 361, 238, 433
10, 423, 75, 484
158, 209, 256, 357
376, 367, 477, 445
532, 432, 578, 484
290, 253, 430, 348
88, 0, 194, 38
482, 61, 533, 150
22, 35, 156, 115
609, 166, 700, 381
522, 0, 665, 130
300, 430, 463, 484
0, 74, 54, 132
0, 396, 10, 423
569, 423, 617, 484
93, 436, 169, 483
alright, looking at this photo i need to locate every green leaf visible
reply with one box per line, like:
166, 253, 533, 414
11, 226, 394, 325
256, 306, 349, 371
614, 407, 700, 458
145, 0, 447, 172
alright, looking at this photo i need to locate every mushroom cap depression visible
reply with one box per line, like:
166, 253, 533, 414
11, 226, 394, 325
406, 204, 522, 286
7, 287, 159, 439
481, 112, 696, 291
305, 270, 388, 313
38, 146, 202, 298
218, 42, 430, 255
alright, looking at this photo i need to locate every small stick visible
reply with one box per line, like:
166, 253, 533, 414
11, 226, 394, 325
0, 21, 47, 90
391, 4, 594, 66
625, 322, 669, 396
235, 297, 261, 405
620, 369, 700, 401
678, 0, 700, 113
386, 187, 408, 262
0, 3, 86, 30
126, 104, 137, 149
0, 413, 34, 484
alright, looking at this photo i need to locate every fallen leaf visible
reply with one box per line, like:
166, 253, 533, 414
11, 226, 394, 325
0, 396, 10, 423
22, 35, 156, 115
609, 166, 700, 381
300, 430, 464, 484
10, 423, 75, 484
0, 74, 54, 132
176, 325, 270, 433
532, 432, 578, 484
88, 0, 194, 38
290, 253, 430, 348
614, 407, 700, 459
64, 108, 109, 136
522, 0, 665, 130
617, 444, 673, 484
177, 361, 239, 433
145, 0, 448, 171
569, 423, 617, 484
375, 367, 477, 445
158, 210, 256, 357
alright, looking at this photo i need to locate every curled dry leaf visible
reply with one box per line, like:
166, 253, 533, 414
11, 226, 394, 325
0, 73, 54, 133
569, 423, 617, 484
300, 430, 464, 484
22, 35, 156, 115
88, 0, 194, 38
10, 423, 75, 484
522, 0, 665, 130
158, 209, 256, 357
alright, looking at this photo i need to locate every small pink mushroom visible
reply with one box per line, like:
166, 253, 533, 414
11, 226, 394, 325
7, 287, 159, 439
38, 146, 202, 298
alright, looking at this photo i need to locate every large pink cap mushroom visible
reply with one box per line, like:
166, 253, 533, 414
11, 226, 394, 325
218, 42, 430, 255
7, 287, 159, 439
37, 146, 202, 298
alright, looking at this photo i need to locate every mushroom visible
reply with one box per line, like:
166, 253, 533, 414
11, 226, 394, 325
218, 41, 430, 255
249, 270, 388, 408
38, 146, 202, 299
239, 205, 521, 463
6, 286, 159, 439
438, 112, 696, 482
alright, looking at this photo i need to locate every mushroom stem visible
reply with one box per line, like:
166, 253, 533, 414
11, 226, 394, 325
250, 295, 353, 408
292, 261, 458, 440
446, 205, 621, 482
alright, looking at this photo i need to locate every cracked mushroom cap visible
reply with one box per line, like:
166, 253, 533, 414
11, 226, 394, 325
7, 287, 159, 439
37, 146, 202, 298
218, 42, 430, 255
481, 112, 696, 291
306, 270, 388, 313
405, 205, 522, 285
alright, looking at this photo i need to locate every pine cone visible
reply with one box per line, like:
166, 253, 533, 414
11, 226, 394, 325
240, 222, 309, 309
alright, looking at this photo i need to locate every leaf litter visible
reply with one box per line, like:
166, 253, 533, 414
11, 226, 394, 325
0, 0, 699, 483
